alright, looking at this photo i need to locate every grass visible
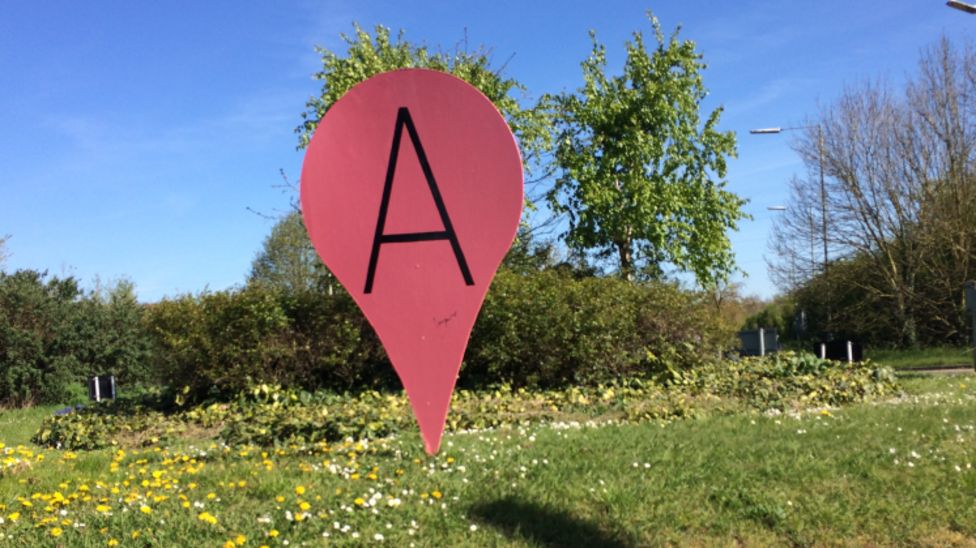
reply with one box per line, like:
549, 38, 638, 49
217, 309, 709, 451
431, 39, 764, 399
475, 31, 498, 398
1, 374, 974, 546
0, 404, 59, 446
866, 345, 973, 370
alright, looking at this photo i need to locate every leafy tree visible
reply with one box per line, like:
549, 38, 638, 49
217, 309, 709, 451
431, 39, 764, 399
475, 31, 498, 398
0, 270, 85, 406
547, 14, 745, 284
296, 24, 552, 179
248, 211, 330, 294
83, 279, 154, 387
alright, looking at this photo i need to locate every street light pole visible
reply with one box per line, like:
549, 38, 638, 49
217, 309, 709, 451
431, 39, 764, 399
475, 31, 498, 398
751, 125, 831, 335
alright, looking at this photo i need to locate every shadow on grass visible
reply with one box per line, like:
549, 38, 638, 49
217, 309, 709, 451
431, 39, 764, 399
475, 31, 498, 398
471, 497, 633, 548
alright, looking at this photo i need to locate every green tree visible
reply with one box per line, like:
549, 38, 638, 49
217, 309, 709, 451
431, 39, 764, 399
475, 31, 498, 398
296, 24, 551, 178
248, 211, 329, 294
84, 279, 154, 388
0, 270, 84, 406
547, 14, 745, 284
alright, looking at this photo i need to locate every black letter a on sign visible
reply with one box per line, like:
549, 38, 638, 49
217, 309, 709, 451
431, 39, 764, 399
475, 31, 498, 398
364, 107, 474, 294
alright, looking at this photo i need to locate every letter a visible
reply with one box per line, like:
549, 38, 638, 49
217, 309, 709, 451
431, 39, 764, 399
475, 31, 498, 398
364, 107, 474, 294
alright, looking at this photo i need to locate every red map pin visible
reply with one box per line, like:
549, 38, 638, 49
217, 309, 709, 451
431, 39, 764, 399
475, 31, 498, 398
300, 69, 523, 454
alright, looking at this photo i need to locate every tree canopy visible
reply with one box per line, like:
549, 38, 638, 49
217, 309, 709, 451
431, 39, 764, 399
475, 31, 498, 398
296, 24, 552, 179
547, 15, 745, 285
248, 211, 326, 293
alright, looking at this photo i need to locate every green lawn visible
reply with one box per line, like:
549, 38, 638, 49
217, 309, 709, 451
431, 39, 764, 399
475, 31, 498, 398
866, 345, 973, 370
1, 374, 974, 546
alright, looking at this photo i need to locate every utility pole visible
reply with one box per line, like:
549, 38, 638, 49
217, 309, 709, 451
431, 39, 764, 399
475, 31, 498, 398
817, 126, 830, 337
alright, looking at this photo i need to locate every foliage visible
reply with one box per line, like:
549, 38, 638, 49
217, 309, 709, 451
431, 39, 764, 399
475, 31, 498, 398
30, 392, 189, 451
547, 13, 745, 283
707, 282, 767, 349
144, 286, 296, 401
145, 268, 729, 401
0, 271, 154, 407
32, 353, 896, 451
743, 296, 799, 340
248, 211, 331, 294
499, 229, 559, 275
296, 24, 552, 178
667, 352, 897, 410
468, 269, 724, 387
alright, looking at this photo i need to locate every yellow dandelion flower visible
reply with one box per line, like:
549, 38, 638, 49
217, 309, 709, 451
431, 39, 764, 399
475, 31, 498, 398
197, 511, 218, 525
294, 485, 305, 496
50, 527, 63, 537
432, 490, 443, 500
268, 529, 279, 538
235, 534, 246, 545
108, 539, 119, 546
8, 511, 20, 522
223, 541, 236, 548
131, 530, 141, 539
96, 504, 111, 513
298, 501, 311, 512
275, 496, 285, 503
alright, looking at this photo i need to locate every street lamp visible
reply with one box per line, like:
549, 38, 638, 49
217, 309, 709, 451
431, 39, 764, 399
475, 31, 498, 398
947, 0, 976, 14
751, 124, 831, 335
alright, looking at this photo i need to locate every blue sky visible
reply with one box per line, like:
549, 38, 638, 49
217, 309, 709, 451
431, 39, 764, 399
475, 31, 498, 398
1, 1, 973, 301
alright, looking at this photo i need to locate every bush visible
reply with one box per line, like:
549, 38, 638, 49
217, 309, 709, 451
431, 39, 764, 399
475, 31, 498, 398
465, 270, 724, 387
144, 286, 293, 401
143, 269, 728, 399
0, 271, 156, 407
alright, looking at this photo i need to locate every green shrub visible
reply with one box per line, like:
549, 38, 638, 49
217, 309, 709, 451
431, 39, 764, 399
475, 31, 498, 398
0, 271, 155, 407
144, 286, 293, 401
33, 354, 897, 450
465, 270, 723, 387
143, 269, 730, 399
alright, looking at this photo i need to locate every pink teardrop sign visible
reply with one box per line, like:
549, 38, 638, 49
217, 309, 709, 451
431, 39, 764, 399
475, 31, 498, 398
300, 69, 524, 454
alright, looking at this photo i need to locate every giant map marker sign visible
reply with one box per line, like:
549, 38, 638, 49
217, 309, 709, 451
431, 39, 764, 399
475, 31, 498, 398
300, 69, 524, 454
